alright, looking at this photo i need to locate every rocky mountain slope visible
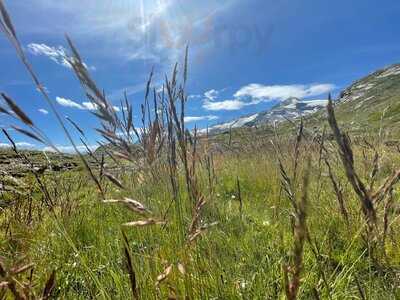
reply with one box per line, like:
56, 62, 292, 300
324, 63, 400, 131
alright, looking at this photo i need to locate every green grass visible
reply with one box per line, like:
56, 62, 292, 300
2, 139, 400, 299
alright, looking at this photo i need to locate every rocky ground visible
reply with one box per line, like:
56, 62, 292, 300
0, 149, 80, 178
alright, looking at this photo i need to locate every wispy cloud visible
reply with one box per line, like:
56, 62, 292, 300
107, 83, 146, 101
27, 43, 95, 70
38, 108, 49, 115
27, 43, 71, 68
107, 79, 166, 102
22, 2, 174, 66
188, 94, 202, 100
204, 89, 219, 101
14, 0, 237, 69
184, 115, 219, 123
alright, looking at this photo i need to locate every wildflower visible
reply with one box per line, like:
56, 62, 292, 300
235, 279, 249, 290
240, 281, 247, 289
262, 220, 270, 226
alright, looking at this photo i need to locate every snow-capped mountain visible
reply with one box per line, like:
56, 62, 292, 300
204, 97, 327, 133
251, 97, 327, 125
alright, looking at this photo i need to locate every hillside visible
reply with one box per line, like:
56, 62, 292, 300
324, 63, 400, 131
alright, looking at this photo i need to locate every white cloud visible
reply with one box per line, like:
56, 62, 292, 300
184, 115, 219, 123
36, 85, 50, 94
56, 97, 84, 109
16, 142, 36, 148
81, 102, 97, 111
38, 108, 49, 115
203, 99, 247, 111
56, 97, 120, 112
306, 84, 336, 96
234, 83, 336, 101
84, 102, 120, 112
202, 88, 249, 111
0, 142, 36, 149
204, 89, 219, 101
27, 43, 95, 70
27, 43, 71, 68
43, 144, 98, 154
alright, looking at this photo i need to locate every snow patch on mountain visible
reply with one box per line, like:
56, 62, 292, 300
304, 100, 328, 108
377, 65, 400, 78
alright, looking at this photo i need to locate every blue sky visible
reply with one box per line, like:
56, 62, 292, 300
0, 0, 399, 151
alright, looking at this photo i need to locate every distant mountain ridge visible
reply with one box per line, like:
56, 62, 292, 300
252, 97, 327, 125
204, 63, 400, 134
204, 97, 328, 134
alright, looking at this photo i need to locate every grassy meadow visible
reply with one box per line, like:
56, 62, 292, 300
1, 2, 400, 299
2, 126, 400, 299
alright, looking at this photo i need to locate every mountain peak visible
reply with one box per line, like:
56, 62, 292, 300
279, 97, 301, 109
